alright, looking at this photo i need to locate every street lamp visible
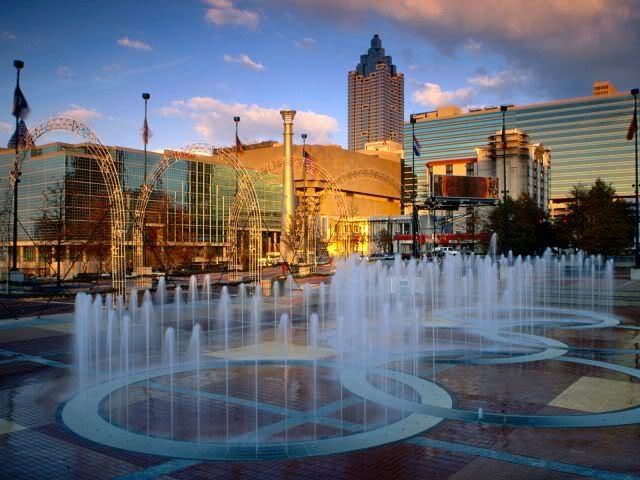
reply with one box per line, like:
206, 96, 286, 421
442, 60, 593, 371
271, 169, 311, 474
500, 104, 509, 256
141, 92, 150, 270
410, 116, 418, 258
11, 59, 25, 277
632, 88, 639, 268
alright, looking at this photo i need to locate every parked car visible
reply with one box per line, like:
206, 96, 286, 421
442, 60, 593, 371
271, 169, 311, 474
368, 253, 386, 262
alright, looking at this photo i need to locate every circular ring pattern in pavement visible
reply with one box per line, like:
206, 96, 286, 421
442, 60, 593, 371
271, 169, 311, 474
61, 359, 452, 461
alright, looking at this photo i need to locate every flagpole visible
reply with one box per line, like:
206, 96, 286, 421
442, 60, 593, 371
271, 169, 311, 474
410, 117, 418, 258
142, 92, 150, 272
500, 105, 509, 257
632, 88, 639, 269
302, 133, 308, 263
11, 60, 24, 279
234, 116, 240, 196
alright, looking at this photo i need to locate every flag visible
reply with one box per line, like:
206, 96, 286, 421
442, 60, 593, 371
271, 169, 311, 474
413, 133, 421, 157
141, 118, 152, 145
11, 85, 29, 120
303, 148, 315, 168
235, 133, 244, 154
627, 108, 637, 141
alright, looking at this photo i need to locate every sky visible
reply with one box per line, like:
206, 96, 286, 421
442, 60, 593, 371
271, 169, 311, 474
1, 0, 639, 150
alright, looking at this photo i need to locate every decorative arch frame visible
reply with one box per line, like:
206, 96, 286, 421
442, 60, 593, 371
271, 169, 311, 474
1, 116, 127, 299
250, 155, 353, 258
132, 144, 263, 283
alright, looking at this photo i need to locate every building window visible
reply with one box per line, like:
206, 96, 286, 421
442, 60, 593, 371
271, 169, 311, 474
446, 164, 453, 175
466, 163, 474, 176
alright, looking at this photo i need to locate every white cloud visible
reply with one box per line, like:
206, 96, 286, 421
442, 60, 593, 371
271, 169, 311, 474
160, 96, 338, 144
468, 69, 530, 89
60, 104, 103, 124
0, 122, 12, 133
223, 53, 265, 71
464, 39, 482, 54
204, 0, 260, 29
117, 36, 152, 51
1, 31, 16, 40
294, 37, 316, 49
413, 82, 474, 108
56, 66, 73, 78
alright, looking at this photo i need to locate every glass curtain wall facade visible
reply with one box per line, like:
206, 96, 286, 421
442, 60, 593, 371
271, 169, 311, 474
0, 143, 281, 276
403, 92, 637, 211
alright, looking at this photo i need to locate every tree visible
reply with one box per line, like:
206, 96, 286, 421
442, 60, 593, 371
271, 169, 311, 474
556, 178, 632, 256
34, 180, 69, 286
374, 228, 393, 253
486, 194, 552, 256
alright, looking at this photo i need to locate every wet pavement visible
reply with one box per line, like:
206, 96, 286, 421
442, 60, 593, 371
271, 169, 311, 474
1, 279, 640, 479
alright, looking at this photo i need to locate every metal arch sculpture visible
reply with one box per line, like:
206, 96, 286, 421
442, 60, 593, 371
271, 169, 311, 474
131, 143, 263, 283
248, 155, 353, 257
0, 116, 128, 300
331, 168, 405, 199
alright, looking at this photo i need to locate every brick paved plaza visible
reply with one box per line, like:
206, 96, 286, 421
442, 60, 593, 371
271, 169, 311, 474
1, 268, 640, 480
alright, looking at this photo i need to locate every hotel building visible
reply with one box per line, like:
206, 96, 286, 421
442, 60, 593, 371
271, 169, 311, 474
403, 81, 637, 215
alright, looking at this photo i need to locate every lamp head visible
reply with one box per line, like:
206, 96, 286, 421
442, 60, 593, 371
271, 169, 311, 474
13, 60, 24, 69
233, 116, 240, 123
500, 105, 508, 112
410, 116, 417, 124
142, 92, 151, 100
632, 88, 639, 96
301, 133, 307, 140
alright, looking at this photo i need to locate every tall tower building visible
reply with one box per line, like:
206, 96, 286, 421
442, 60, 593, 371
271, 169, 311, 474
348, 34, 404, 151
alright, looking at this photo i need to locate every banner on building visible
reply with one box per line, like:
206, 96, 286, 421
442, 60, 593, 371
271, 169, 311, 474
431, 174, 499, 200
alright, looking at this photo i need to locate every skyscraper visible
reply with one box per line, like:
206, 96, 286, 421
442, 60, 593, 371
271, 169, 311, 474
348, 34, 404, 151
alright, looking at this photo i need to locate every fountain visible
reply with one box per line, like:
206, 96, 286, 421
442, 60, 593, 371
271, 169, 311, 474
64, 246, 634, 461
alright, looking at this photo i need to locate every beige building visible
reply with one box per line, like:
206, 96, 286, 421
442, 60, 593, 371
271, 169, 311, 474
239, 142, 402, 218
348, 34, 404, 151
476, 128, 551, 211
238, 142, 402, 255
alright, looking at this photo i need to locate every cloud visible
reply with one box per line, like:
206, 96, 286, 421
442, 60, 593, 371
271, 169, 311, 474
60, 104, 103, 123
464, 39, 482, 54
294, 37, 316, 49
273, 0, 640, 98
56, 66, 73, 78
468, 69, 531, 90
160, 96, 338, 144
117, 36, 152, 51
277, 0, 636, 55
204, 0, 260, 29
1, 31, 16, 40
223, 53, 265, 71
95, 59, 183, 83
0, 122, 12, 133
413, 82, 474, 108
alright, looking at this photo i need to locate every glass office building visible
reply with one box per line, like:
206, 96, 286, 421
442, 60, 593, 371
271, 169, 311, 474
0, 143, 281, 275
403, 87, 637, 213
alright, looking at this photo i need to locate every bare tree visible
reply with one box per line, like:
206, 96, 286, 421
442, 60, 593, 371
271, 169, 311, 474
34, 180, 68, 286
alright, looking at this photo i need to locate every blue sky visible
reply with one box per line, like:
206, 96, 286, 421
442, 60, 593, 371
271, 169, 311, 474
1, 0, 639, 150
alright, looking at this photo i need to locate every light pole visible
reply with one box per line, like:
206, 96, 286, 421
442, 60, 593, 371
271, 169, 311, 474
410, 116, 418, 258
142, 92, 150, 270
500, 105, 509, 256
301, 133, 308, 264
632, 88, 639, 268
11, 60, 25, 278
